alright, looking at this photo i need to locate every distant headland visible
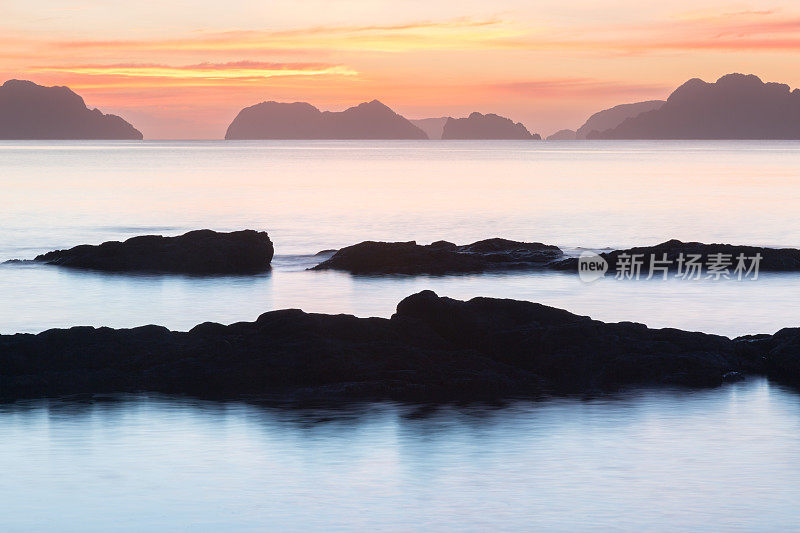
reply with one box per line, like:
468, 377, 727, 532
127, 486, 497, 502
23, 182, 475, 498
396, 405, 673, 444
0, 80, 142, 140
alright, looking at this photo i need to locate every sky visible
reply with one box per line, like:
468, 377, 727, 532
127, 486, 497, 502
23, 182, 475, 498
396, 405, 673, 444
2, 0, 800, 139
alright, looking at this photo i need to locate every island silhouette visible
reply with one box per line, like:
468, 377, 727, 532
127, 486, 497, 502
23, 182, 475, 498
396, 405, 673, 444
224, 99, 428, 139
546, 101, 665, 140
441, 112, 540, 139
576, 100, 665, 139
546, 129, 580, 140
589, 74, 800, 139
4, 73, 800, 140
0, 80, 142, 140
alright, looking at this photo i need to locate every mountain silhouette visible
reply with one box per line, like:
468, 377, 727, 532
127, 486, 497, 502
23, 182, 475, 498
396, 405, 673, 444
441, 112, 540, 139
589, 74, 800, 139
576, 100, 664, 139
225, 99, 428, 139
546, 129, 578, 140
410, 117, 448, 139
0, 80, 142, 140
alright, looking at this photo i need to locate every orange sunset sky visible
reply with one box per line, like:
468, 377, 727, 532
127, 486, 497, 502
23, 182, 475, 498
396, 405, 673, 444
3, 0, 800, 139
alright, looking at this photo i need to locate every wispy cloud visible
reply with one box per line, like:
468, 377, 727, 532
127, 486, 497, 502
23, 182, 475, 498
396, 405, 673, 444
542, 12, 800, 52
5, 7, 800, 139
29, 61, 358, 82
53, 18, 516, 53
6, 10, 800, 67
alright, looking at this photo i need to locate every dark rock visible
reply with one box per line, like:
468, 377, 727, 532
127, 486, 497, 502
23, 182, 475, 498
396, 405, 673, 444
21, 229, 273, 274
395, 291, 748, 391
0, 291, 768, 402
441, 112, 541, 140
734, 328, 800, 387
554, 239, 800, 275
0, 79, 142, 140
224, 99, 427, 139
722, 371, 745, 382
311, 238, 563, 274
588, 74, 800, 139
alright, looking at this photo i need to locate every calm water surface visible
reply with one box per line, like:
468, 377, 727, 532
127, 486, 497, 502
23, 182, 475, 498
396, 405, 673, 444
1, 140, 800, 335
1, 379, 798, 532
2, 141, 800, 531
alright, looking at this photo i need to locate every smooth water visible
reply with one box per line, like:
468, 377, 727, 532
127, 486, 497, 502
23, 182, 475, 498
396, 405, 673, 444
2, 140, 800, 335
3, 141, 800, 531
1, 379, 799, 532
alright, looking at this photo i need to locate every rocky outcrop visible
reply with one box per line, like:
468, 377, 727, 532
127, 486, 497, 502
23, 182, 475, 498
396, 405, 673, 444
0, 291, 773, 402
311, 238, 563, 274
311, 237, 800, 277
17, 230, 273, 274
576, 100, 664, 139
0, 80, 142, 140
441, 112, 541, 140
546, 129, 577, 140
224, 100, 427, 139
588, 74, 800, 139
554, 239, 800, 275
410, 117, 448, 140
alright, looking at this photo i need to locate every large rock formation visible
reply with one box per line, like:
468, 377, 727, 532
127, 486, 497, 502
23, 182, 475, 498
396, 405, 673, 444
441, 112, 541, 140
576, 100, 664, 139
16, 230, 273, 274
311, 238, 563, 274
588, 74, 800, 139
224, 100, 428, 139
0, 80, 142, 140
410, 117, 448, 140
0, 290, 777, 402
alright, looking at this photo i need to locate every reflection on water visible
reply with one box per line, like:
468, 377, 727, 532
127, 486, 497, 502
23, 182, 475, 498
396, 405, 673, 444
0, 379, 798, 532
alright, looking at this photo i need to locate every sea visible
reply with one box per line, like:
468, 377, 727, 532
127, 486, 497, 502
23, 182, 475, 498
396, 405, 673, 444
1, 140, 800, 531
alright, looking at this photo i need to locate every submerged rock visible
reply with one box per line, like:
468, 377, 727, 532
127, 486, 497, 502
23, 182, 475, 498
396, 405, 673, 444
0, 291, 770, 402
23, 229, 274, 274
310, 238, 563, 274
